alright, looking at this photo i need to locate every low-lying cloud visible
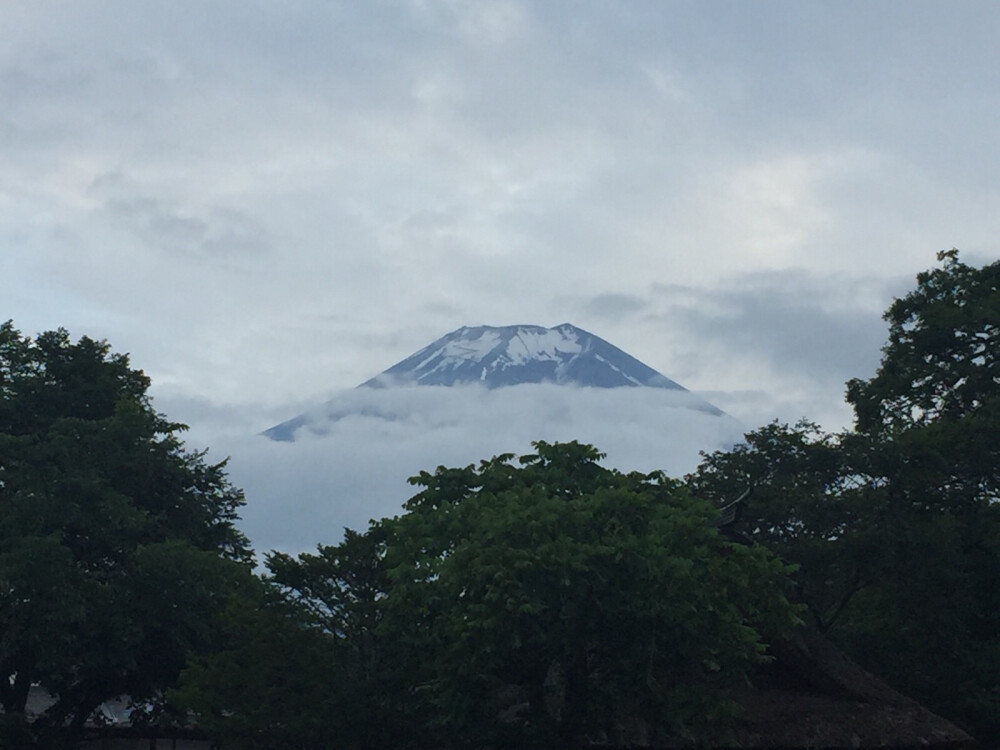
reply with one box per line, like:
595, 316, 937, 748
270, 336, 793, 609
197, 384, 746, 557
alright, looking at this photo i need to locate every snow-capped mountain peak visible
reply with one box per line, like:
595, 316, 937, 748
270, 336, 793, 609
263, 324, 728, 442
362, 323, 692, 392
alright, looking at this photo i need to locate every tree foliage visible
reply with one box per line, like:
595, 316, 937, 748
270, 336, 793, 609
380, 442, 800, 748
176, 526, 423, 750
0, 322, 253, 746
170, 581, 356, 750
687, 421, 881, 634
188, 442, 800, 749
689, 252, 1000, 743
848, 249, 1000, 434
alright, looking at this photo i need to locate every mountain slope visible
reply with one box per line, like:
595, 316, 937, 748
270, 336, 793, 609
362, 323, 687, 390
264, 323, 726, 442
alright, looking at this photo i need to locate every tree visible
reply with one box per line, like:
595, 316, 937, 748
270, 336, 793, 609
181, 442, 800, 750
687, 421, 884, 634
848, 249, 1000, 434
689, 253, 1000, 743
0, 322, 253, 747
388, 442, 801, 748
176, 526, 426, 750
843, 251, 1000, 740
224, 441, 799, 750
846, 249, 1000, 511
170, 580, 353, 750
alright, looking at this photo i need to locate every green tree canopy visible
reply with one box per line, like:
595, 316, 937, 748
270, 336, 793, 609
686, 421, 880, 634
381, 442, 800, 748
175, 526, 422, 750
846, 250, 1000, 513
848, 249, 1000, 435
689, 252, 1000, 743
202, 441, 800, 750
0, 322, 253, 747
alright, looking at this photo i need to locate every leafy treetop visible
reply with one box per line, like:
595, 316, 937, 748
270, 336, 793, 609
247, 441, 802, 750
691, 251, 1000, 743
0, 322, 253, 747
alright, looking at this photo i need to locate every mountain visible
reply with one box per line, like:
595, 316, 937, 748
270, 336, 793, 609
361, 323, 699, 392
263, 324, 727, 442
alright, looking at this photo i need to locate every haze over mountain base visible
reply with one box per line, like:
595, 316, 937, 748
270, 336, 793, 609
220, 383, 744, 555
214, 324, 747, 554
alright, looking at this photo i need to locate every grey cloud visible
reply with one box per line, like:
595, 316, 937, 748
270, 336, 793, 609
553, 271, 905, 433
95, 183, 269, 261
654, 270, 895, 387
583, 293, 649, 322
108, 197, 206, 245
420, 300, 465, 319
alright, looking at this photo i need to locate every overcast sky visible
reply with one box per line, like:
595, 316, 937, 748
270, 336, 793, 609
4, 2, 999, 553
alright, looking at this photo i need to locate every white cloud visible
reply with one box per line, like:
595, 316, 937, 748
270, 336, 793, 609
191, 384, 745, 556
720, 156, 835, 261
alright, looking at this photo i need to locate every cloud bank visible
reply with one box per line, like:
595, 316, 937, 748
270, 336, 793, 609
197, 384, 745, 556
